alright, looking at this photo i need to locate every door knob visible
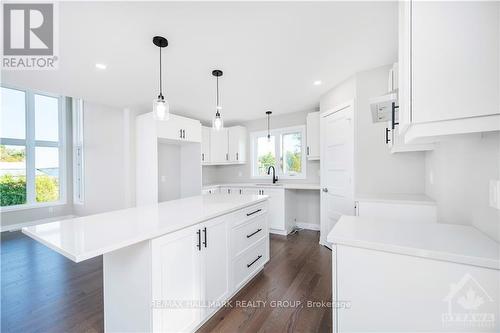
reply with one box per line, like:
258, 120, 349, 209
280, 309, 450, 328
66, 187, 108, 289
322, 188, 329, 193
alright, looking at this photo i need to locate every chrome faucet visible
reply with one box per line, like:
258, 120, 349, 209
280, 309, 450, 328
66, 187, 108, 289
267, 166, 278, 184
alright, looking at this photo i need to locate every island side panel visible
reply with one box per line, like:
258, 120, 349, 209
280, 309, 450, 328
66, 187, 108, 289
103, 240, 153, 332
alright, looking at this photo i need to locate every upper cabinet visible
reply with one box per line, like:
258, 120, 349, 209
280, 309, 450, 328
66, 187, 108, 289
227, 126, 247, 163
210, 128, 229, 163
306, 112, 320, 160
157, 114, 202, 143
399, 1, 500, 142
201, 126, 211, 164
205, 126, 247, 165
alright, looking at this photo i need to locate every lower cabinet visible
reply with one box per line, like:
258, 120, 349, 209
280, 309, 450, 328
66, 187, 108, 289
103, 201, 269, 333
225, 186, 287, 235
151, 224, 203, 333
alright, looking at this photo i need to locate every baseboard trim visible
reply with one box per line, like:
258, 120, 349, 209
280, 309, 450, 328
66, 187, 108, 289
1, 215, 76, 233
269, 228, 288, 236
295, 222, 320, 231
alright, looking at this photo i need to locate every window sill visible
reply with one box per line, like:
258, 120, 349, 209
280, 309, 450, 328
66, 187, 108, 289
0, 200, 68, 213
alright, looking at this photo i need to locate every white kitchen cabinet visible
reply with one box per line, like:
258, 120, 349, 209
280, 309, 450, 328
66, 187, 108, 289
136, 112, 201, 206
306, 112, 320, 160
385, 121, 434, 153
201, 216, 230, 317
201, 126, 211, 164
151, 224, 202, 333
209, 128, 229, 163
203, 126, 248, 165
328, 217, 499, 332
258, 187, 286, 235
157, 114, 202, 143
228, 126, 247, 163
399, 1, 500, 142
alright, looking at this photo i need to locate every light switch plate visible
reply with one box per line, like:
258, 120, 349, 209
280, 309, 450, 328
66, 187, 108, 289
489, 180, 500, 209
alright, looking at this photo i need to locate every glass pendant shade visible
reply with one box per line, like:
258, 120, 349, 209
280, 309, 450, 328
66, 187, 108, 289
153, 95, 169, 121
212, 111, 223, 131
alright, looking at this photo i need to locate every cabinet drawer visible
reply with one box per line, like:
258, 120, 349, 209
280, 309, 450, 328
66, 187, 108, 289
231, 215, 267, 257
229, 202, 267, 228
233, 238, 268, 290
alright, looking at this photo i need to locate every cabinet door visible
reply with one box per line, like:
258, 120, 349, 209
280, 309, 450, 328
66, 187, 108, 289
201, 126, 211, 164
182, 117, 202, 143
210, 128, 229, 163
398, 0, 412, 134
243, 188, 259, 195
157, 114, 184, 141
260, 188, 285, 231
412, 1, 499, 123
228, 126, 247, 163
151, 225, 202, 333
201, 217, 230, 317
157, 114, 201, 142
306, 112, 320, 160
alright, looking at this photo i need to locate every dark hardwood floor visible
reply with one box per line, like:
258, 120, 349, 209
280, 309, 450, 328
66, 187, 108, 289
198, 230, 332, 333
1, 230, 331, 333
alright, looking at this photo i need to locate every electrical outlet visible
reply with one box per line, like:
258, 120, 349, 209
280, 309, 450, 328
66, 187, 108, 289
429, 170, 434, 186
160, 175, 166, 182
489, 180, 500, 209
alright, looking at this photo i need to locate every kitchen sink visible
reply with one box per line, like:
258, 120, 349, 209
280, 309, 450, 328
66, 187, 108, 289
255, 183, 283, 187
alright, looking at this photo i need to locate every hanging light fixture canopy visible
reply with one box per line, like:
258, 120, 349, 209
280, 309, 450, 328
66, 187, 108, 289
212, 69, 224, 131
153, 36, 169, 121
266, 111, 272, 141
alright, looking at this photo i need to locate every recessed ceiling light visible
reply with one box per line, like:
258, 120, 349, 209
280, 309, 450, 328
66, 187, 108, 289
95, 63, 107, 70
313, 80, 322, 86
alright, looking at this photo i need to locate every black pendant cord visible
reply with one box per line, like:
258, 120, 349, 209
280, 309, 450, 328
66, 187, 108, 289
266, 111, 272, 138
159, 47, 163, 99
216, 76, 219, 112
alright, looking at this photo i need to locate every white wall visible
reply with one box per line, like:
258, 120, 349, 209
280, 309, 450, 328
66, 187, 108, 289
73, 102, 128, 216
425, 132, 500, 242
202, 109, 320, 185
320, 65, 426, 197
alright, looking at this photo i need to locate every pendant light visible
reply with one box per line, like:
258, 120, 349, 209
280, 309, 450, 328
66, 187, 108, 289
153, 36, 169, 121
212, 70, 224, 131
266, 111, 272, 141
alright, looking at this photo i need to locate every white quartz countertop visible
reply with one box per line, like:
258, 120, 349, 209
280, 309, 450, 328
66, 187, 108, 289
327, 216, 499, 270
355, 193, 436, 205
203, 183, 321, 190
23, 194, 268, 263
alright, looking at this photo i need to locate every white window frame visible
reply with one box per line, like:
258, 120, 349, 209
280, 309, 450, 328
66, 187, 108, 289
0, 86, 67, 212
250, 125, 307, 180
72, 98, 85, 205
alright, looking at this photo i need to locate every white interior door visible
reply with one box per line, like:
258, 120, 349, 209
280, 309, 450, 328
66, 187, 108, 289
320, 103, 355, 247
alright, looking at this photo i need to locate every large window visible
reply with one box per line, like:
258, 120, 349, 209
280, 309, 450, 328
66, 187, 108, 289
251, 126, 306, 179
0, 87, 66, 209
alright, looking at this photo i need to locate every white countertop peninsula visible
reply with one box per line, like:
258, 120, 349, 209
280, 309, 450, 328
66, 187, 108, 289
327, 216, 499, 269
23, 194, 268, 262
23, 194, 271, 332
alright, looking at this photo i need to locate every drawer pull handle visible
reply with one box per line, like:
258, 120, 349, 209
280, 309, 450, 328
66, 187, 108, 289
247, 255, 263, 268
246, 209, 262, 217
246, 228, 262, 238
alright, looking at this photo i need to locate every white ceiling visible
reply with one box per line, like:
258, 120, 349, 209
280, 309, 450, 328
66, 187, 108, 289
2, 1, 398, 124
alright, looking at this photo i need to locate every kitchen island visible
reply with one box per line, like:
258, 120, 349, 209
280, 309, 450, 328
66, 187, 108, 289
23, 194, 270, 333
